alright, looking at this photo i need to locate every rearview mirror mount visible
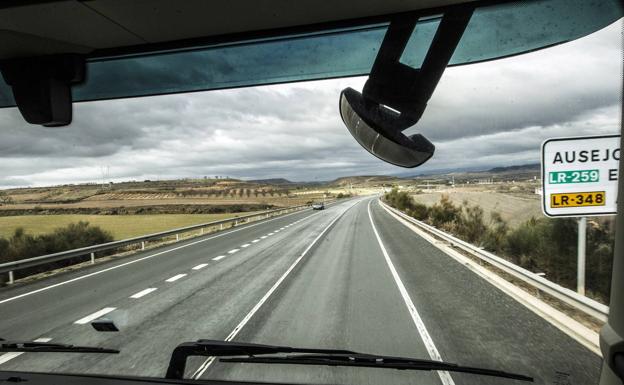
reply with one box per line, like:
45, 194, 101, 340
339, 7, 473, 168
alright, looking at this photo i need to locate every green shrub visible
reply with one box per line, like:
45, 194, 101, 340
0, 222, 114, 278
408, 202, 429, 220
482, 212, 509, 254
454, 202, 487, 244
506, 217, 579, 289
428, 195, 461, 228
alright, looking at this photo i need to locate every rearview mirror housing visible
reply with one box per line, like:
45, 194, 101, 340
339, 87, 434, 168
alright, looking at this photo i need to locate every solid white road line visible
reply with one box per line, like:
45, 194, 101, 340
0, 338, 52, 366
367, 201, 455, 385
74, 307, 116, 325
212, 255, 226, 261
192, 263, 209, 270
165, 274, 187, 283
192, 199, 361, 379
0, 208, 319, 306
228, 249, 240, 254
129, 288, 157, 299
251, 239, 260, 243
241, 244, 251, 248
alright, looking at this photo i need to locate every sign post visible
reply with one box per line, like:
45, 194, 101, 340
542, 134, 620, 295
577, 216, 586, 296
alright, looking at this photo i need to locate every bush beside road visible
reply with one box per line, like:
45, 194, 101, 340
384, 188, 615, 304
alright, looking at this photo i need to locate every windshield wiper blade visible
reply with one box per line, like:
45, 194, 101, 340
0, 338, 119, 354
222, 354, 532, 382
166, 340, 532, 382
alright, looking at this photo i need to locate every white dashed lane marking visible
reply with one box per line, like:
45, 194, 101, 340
213, 255, 226, 261
75, 307, 116, 324
130, 288, 157, 299
252, 239, 260, 243
165, 274, 187, 283
228, 249, 240, 254
0, 338, 52, 365
192, 263, 209, 270
241, 244, 250, 248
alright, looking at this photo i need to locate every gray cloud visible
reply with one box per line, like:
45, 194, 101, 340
0, 20, 620, 187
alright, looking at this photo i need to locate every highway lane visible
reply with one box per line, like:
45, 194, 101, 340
0, 197, 601, 385
367, 200, 601, 385
201, 198, 601, 385
0, 199, 361, 376
204, 197, 442, 385
0, 202, 345, 340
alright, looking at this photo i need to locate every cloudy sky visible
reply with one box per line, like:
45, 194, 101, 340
0, 20, 621, 187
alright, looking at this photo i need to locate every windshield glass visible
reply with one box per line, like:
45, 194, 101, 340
0, 3, 621, 385
0, 0, 620, 106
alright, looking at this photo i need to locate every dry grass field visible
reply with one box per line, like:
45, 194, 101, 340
0, 178, 343, 240
0, 178, 335, 214
411, 186, 543, 228
0, 212, 254, 240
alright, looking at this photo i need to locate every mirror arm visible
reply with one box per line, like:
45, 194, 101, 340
363, 7, 474, 128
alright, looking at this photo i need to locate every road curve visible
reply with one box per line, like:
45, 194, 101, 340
0, 197, 601, 384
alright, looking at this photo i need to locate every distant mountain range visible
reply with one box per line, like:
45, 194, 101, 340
246, 164, 541, 185
247, 178, 295, 185
394, 163, 540, 178
486, 163, 539, 173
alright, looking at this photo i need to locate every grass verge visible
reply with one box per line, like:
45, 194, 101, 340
0, 213, 258, 240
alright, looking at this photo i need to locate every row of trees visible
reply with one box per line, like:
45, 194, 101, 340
384, 188, 614, 303
177, 188, 290, 198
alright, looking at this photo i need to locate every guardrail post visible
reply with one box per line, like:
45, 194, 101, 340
200, 228, 204, 235
90, 252, 95, 264
8, 271, 14, 284
176, 234, 180, 241
220, 223, 223, 230
141, 241, 145, 250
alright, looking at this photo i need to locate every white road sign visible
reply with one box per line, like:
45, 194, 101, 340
542, 134, 620, 217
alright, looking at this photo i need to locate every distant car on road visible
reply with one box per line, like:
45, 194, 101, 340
312, 202, 325, 210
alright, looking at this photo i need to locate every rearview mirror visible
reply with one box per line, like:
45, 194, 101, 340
340, 8, 473, 168
339, 87, 434, 168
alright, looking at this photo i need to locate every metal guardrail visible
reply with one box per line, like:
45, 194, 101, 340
0, 203, 314, 283
380, 200, 609, 322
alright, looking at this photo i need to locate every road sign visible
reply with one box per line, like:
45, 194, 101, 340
542, 134, 620, 217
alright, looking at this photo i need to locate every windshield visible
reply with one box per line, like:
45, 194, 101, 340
0, 2, 622, 385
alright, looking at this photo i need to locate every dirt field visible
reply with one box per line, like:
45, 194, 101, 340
411, 187, 543, 228
0, 212, 254, 240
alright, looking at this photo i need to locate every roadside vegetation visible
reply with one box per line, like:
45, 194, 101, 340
384, 188, 614, 303
0, 222, 114, 280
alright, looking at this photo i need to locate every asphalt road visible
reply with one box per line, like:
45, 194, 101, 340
0, 197, 601, 385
